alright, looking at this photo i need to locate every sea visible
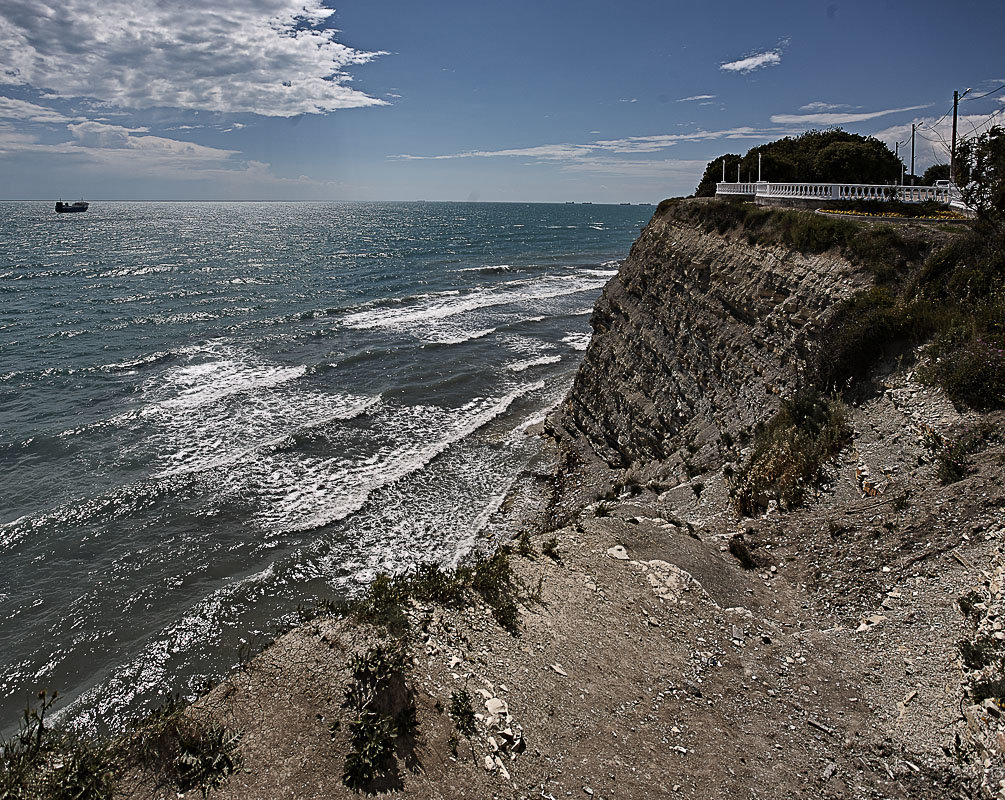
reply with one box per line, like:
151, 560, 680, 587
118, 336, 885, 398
0, 200, 653, 734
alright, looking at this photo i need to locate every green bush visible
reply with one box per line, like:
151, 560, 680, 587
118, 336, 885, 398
930, 335, 1005, 410
731, 391, 849, 515
0, 692, 118, 800
125, 694, 241, 798
448, 690, 476, 736
352, 552, 525, 635
927, 427, 995, 484
342, 643, 416, 793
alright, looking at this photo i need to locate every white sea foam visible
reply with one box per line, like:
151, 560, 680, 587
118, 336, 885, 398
422, 327, 497, 346
245, 380, 546, 534
506, 355, 562, 372
344, 274, 604, 332
137, 345, 378, 478
562, 332, 592, 351
453, 264, 512, 273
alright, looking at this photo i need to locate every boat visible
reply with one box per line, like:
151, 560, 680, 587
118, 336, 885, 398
55, 200, 89, 213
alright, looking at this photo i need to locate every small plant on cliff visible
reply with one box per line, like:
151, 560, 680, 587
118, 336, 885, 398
125, 693, 242, 798
448, 690, 476, 736
515, 530, 535, 557
342, 643, 417, 793
354, 553, 526, 635
926, 427, 995, 485
731, 390, 849, 515
541, 536, 560, 561
1, 691, 118, 800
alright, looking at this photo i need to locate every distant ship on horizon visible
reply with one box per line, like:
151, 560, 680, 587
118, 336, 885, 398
55, 200, 89, 213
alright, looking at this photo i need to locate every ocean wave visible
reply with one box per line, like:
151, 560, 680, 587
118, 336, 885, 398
453, 264, 513, 274
246, 381, 546, 535
506, 355, 562, 372
143, 345, 306, 411
422, 327, 497, 346
101, 350, 178, 373
342, 273, 609, 333
562, 332, 592, 351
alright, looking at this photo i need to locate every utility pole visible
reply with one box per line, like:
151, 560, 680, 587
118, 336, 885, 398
722, 158, 726, 183
910, 124, 915, 186
950, 88, 972, 184
737, 164, 741, 183
950, 90, 959, 183
758, 152, 762, 182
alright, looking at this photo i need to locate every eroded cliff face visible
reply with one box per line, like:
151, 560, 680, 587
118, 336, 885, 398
551, 200, 872, 472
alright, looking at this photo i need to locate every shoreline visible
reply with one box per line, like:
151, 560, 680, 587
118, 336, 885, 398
7, 198, 1003, 798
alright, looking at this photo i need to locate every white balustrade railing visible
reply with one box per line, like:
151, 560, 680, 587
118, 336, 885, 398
714, 181, 969, 210
715, 182, 758, 196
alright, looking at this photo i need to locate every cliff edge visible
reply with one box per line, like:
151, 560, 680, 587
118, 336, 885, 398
36, 200, 1001, 800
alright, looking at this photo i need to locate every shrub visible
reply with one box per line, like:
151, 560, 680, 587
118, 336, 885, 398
927, 428, 994, 484
353, 553, 526, 635
126, 694, 241, 798
468, 552, 520, 633
448, 690, 476, 736
931, 336, 1005, 410
731, 390, 849, 514
0, 691, 118, 800
541, 537, 560, 561
342, 643, 417, 793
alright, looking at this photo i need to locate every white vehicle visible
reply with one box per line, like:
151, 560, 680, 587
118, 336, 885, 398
934, 179, 952, 189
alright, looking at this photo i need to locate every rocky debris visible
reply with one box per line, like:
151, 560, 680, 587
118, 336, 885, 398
162, 203, 1002, 800
606, 544, 629, 560
956, 539, 1005, 798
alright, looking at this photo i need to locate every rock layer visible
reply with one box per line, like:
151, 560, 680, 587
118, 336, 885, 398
551, 200, 871, 471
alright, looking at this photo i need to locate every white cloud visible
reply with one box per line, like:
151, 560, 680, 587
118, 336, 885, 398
770, 104, 931, 124
0, 1, 386, 117
558, 157, 709, 178
720, 50, 781, 73
619, 98, 639, 103
394, 126, 791, 162
871, 111, 1005, 171
678, 94, 716, 102
0, 96, 79, 123
798, 101, 855, 112
66, 121, 237, 161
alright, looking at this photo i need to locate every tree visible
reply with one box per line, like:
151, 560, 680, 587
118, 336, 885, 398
813, 140, 896, 184
921, 163, 950, 185
694, 154, 742, 197
955, 126, 1005, 233
694, 129, 901, 195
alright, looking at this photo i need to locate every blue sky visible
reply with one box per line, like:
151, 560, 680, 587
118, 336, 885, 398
0, 0, 1002, 202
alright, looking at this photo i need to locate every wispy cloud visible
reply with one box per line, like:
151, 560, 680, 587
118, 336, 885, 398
720, 50, 782, 73
558, 157, 709, 178
798, 101, 856, 112
0, 1, 387, 117
770, 104, 931, 124
393, 126, 791, 162
619, 98, 639, 103
678, 94, 716, 103
871, 111, 1004, 171
0, 97, 81, 124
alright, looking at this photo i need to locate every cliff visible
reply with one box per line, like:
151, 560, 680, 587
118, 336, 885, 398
549, 199, 871, 472
19, 201, 1002, 800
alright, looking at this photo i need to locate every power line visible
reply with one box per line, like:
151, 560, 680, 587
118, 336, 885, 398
968, 82, 1005, 101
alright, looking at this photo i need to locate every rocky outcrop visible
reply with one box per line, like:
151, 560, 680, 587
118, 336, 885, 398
550, 200, 872, 472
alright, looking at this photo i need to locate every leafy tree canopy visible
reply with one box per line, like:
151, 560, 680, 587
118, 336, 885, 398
956, 125, 1005, 234
694, 129, 901, 196
921, 163, 951, 186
